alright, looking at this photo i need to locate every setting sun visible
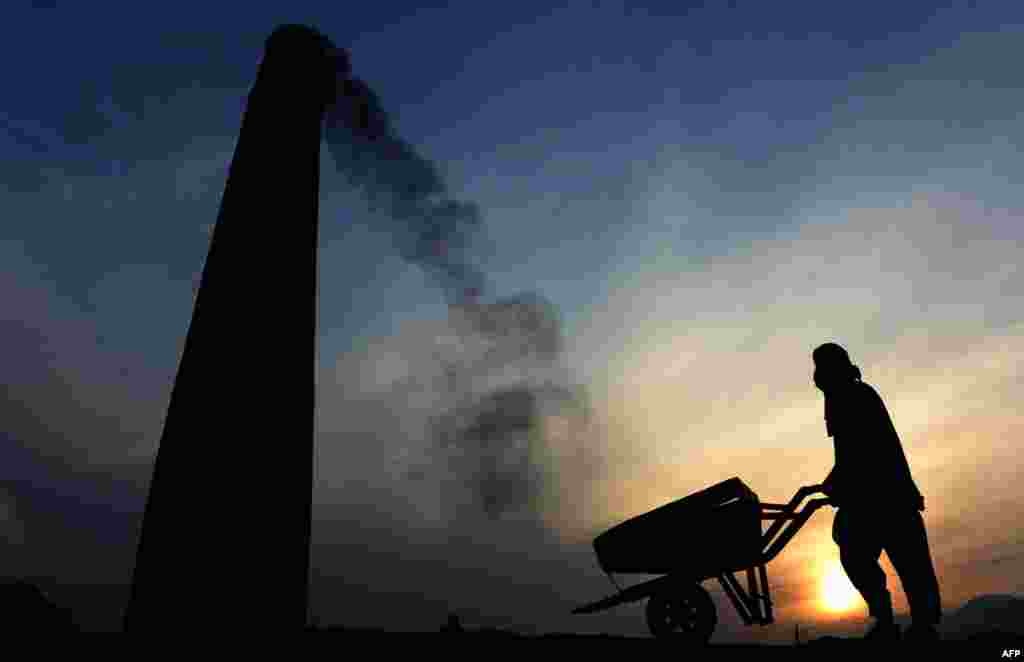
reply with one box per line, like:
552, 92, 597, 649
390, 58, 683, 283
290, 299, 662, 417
820, 559, 861, 613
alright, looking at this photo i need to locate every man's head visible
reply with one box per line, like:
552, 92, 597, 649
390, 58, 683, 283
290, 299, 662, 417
812, 342, 861, 393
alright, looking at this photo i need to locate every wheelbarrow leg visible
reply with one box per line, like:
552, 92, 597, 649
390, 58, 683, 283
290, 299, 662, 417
718, 573, 755, 625
758, 564, 773, 623
717, 564, 774, 626
745, 565, 774, 625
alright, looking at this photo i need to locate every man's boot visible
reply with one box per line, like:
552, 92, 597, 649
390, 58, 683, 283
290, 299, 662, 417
904, 577, 942, 641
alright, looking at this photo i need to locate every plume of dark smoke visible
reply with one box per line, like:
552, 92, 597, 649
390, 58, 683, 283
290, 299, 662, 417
324, 68, 485, 305
323, 53, 596, 521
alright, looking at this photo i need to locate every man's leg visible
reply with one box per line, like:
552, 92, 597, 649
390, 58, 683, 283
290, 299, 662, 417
884, 509, 942, 628
834, 509, 893, 624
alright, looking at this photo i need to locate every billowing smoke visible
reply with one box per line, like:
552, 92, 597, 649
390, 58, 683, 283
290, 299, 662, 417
322, 54, 600, 522
425, 294, 593, 520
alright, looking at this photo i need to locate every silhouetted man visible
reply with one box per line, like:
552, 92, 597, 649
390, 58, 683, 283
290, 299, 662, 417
804, 343, 942, 642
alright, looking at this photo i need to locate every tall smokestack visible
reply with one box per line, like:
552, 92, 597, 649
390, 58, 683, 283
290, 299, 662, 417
125, 25, 339, 631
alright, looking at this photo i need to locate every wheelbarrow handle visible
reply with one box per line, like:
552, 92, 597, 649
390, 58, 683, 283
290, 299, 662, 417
787, 485, 831, 511
761, 496, 832, 563
780, 487, 811, 513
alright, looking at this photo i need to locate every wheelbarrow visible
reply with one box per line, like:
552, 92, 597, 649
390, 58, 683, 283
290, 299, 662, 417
572, 477, 831, 643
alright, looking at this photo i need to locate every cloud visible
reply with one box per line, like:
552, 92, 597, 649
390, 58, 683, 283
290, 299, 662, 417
0, 240, 174, 475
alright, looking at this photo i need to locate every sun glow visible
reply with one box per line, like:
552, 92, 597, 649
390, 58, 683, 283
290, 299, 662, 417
820, 558, 861, 613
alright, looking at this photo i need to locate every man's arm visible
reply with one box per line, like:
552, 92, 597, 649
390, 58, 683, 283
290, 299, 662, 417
800, 466, 836, 500
806, 466, 839, 506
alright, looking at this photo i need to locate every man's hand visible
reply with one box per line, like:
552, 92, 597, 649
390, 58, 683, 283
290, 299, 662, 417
795, 484, 824, 504
797, 483, 839, 508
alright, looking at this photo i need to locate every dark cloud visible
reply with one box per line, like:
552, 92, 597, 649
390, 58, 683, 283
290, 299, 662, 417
62, 30, 253, 149
0, 28, 250, 205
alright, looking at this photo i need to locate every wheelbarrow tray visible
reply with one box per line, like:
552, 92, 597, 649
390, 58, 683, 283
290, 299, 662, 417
593, 477, 762, 577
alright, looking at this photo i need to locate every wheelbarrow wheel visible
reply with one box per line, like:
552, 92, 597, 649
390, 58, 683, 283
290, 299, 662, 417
645, 583, 717, 643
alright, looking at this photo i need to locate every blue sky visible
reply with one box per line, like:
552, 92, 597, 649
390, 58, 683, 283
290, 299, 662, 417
7, 0, 1020, 350
3, 0, 1023, 638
